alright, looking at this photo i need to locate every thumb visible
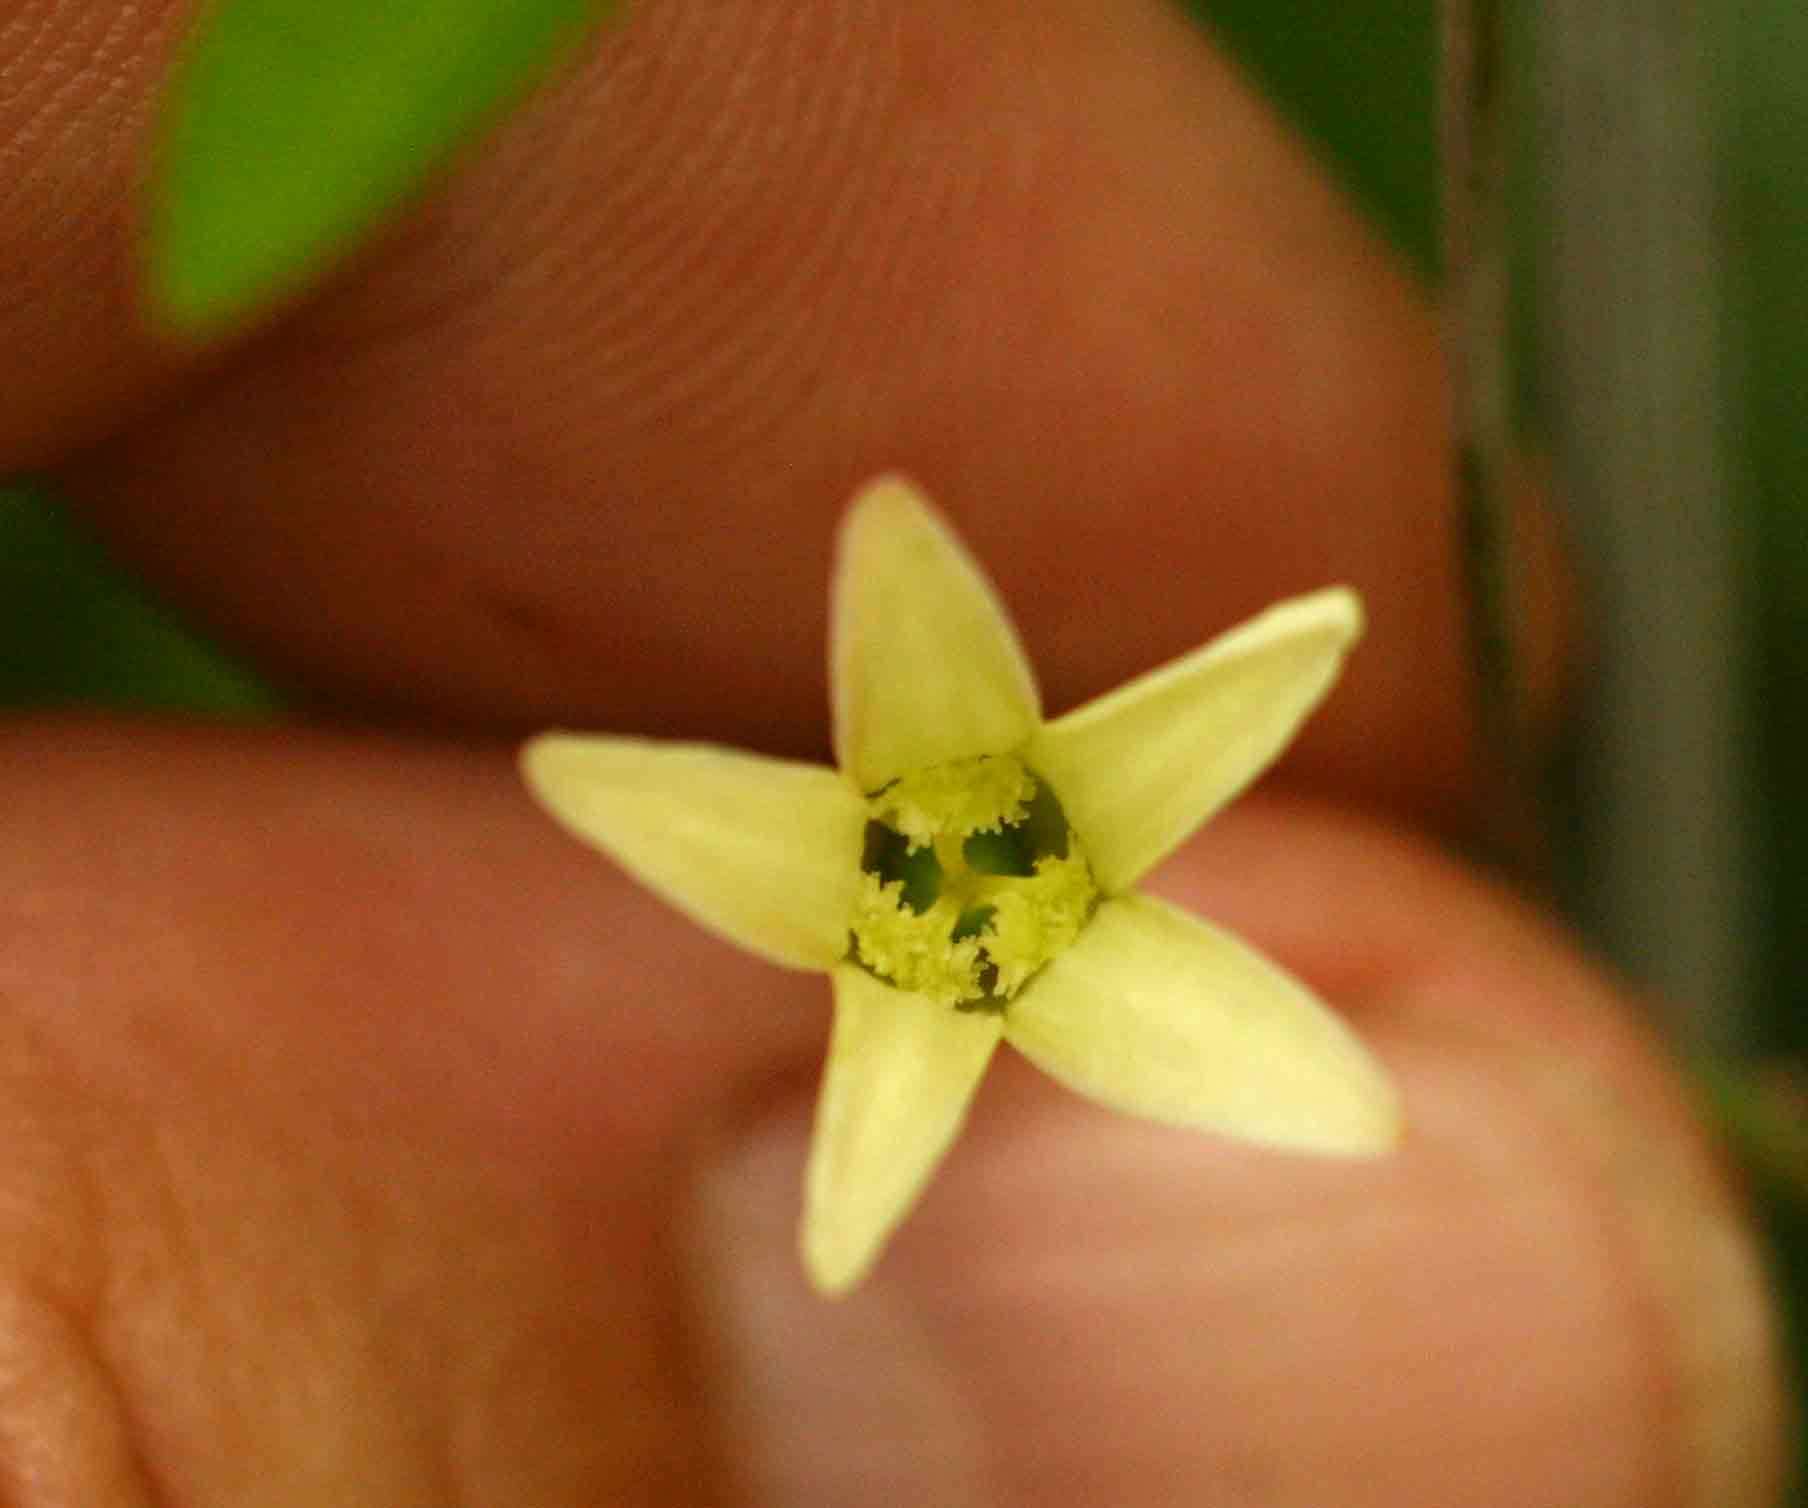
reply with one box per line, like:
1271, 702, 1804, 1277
684, 801, 1788, 1508
0, 723, 1782, 1506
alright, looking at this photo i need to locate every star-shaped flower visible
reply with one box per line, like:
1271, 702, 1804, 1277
521, 477, 1401, 1294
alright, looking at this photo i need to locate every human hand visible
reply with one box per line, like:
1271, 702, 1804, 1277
0, 1, 1788, 1503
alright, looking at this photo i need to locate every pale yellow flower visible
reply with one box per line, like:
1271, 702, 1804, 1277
521, 476, 1401, 1294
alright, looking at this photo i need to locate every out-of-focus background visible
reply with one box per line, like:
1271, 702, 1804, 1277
1, 0, 1801, 1493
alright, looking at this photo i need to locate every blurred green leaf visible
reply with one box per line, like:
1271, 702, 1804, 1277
0, 487, 278, 715
1712, 1062, 1808, 1506
149, 0, 613, 335
1189, 0, 1438, 279
1726, 0, 1808, 1063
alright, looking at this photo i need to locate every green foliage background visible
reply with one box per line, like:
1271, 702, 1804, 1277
1730, 0, 1808, 1065
1724, 0, 1808, 1483
150, 0, 601, 331
0, 486, 273, 713
0, 0, 1799, 1490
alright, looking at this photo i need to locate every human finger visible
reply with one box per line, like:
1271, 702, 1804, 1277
10, 0, 1551, 821
0, 718, 1777, 1505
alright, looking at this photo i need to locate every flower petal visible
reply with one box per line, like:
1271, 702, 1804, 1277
520, 734, 865, 971
832, 476, 1041, 793
1029, 587, 1363, 893
803, 966, 1003, 1294
1005, 895, 1399, 1155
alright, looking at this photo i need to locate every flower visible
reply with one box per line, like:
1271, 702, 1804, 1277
520, 476, 1401, 1294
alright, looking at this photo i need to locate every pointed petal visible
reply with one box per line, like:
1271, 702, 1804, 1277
803, 966, 1002, 1294
832, 476, 1041, 793
520, 734, 865, 971
1005, 895, 1399, 1155
1029, 587, 1363, 893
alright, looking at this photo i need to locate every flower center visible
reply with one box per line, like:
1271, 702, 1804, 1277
848, 755, 1100, 1010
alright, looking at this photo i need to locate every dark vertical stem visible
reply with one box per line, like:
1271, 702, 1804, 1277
1532, 0, 1751, 1046
1441, 0, 1532, 867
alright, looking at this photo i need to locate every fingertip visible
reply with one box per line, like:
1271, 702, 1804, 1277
684, 801, 1785, 1508
61, 0, 1479, 832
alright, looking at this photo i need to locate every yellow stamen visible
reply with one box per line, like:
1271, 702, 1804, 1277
869, 756, 1036, 849
850, 757, 1099, 1008
975, 852, 1096, 999
849, 873, 984, 1006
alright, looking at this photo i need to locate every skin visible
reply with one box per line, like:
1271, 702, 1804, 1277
0, 1, 1789, 1503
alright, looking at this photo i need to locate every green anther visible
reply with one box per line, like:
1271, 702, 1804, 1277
950, 904, 997, 942
863, 822, 943, 912
963, 827, 1035, 877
